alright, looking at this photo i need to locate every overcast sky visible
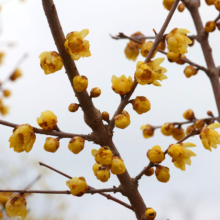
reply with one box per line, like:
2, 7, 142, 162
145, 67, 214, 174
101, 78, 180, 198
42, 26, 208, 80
1, 0, 220, 220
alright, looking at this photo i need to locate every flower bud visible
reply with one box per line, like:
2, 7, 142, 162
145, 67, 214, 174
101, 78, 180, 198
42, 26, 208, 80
90, 87, 101, 98
111, 156, 126, 175
39, 51, 63, 75
130, 31, 145, 48
157, 40, 166, 51
0, 106, 9, 115
37, 110, 57, 130
140, 41, 157, 58
10, 69, 22, 81
124, 41, 139, 61
163, 0, 174, 10
144, 167, 155, 176
3, 90, 11, 97
132, 96, 151, 115
183, 109, 195, 120
102, 111, 109, 122
92, 163, 101, 176
205, 21, 216, 32
194, 119, 205, 129
111, 75, 133, 95
184, 65, 198, 78
178, 3, 185, 12
114, 110, 130, 129
205, 0, 215, 5
172, 127, 185, 141
147, 145, 165, 163
145, 207, 156, 220
9, 124, 36, 153
5, 194, 27, 220
68, 136, 85, 154
68, 103, 79, 112
66, 177, 88, 197
140, 124, 154, 138
155, 165, 170, 183
167, 52, 181, 62
92, 146, 113, 165
64, 29, 91, 60
214, 0, 220, 10
161, 123, 173, 136
73, 75, 88, 92
44, 137, 59, 153
176, 55, 186, 65
207, 110, 214, 117
96, 167, 111, 182
186, 125, 194, 135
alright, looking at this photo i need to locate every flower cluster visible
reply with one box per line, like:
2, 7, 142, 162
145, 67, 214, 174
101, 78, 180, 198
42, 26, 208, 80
92, 147, 126, 182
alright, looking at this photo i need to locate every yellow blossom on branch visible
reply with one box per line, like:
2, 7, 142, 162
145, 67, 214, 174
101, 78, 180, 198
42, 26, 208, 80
73, 75, 88, 92
37, 110, 57, 130
200, 123, 220, 151
155, 165, 170, 183
10, 69, 22, 81
111, 75, 133, 95
9, 124, 36, 153
114, 110, 131, 129
163, 0, 174, 10
135, 58, 167, 86
96, 167, 111, 182
66, 177, 88, 197
166, 28, 192, 54
147, 145, 165, 163
132, 96, 151, 114
168, 142, 196, 171
5, 194, 27, 220
140, 124, 154, 138
39, 51, 63, 75
64, 29, 91, 60
145, 207, 156, 220
92, 146, 113, 165
44, 137, 60, 153
68, 136, 85, 154
111, 156, 126, 175
124, 41, 139, 61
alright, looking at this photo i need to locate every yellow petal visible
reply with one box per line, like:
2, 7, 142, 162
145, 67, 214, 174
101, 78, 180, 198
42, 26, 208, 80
208, 123, 220, 129
152, 81, 161, 86
182, 142, 196, 148
80, 29, 89, 39
91, 149, 98, 157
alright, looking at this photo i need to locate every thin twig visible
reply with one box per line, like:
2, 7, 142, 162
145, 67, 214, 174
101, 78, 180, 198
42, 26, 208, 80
214, 12, 220, 23
24, 175, 41, 190
0, 119, 94, 142
39, 162, 133, 211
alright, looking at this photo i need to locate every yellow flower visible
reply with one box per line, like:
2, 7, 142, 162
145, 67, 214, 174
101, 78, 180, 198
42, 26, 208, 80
144, 167, 155, 176
163, 0, 174, 10
140, 41, 157, 58
140, 124, 154, 138
64, 29, 91, 60
90, 87, 101, 98
10, 69, 22, 81
171, 127, 185, 141
145, 208, 156, 220
135, 58, 167, 86
200, 123, 220, 151
184, 65, 198, 78
130, 32, 145, 48
167, 52, 181, 62
205, 21, 216, 32
9, 124, 36, 153
194, 119, 205, 129
92, 146, 113, 165
37, 110, 57, 130
132, 96, 151, 114
92, 163, 101, 176
44, 137, 59, 153
155, 165, 170, 183
206, 0, 215, 5
215, 0, 220, 10
168, 142, 196, 171
147, 145, 165, 163
111, 75, 133, 95
166, 28, 192, 54
3, 90, 11, 97
68, 103, 79, 112
114, 110, 130, 129
0, 106, 9, 115
124, 41, 139, 61
5, 194, 27, 220
111, 156, 126, 175
68, 136, 85, 154
96, 167, 111, 182
183, 109, 195, 120
161, 123, 173, 136
73, 75, 88, 92
66, 177, 88, 197
39, 51, 63, 75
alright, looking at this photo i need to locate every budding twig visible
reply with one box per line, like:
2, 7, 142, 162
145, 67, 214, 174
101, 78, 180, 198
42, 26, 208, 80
0, 119, 94, 142
39, 162, 133, 211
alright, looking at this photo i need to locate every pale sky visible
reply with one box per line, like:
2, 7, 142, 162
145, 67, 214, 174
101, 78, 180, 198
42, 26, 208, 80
1, 0, 220, 220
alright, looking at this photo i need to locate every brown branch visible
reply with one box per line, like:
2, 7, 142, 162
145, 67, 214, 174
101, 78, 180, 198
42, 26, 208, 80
39, 162, 133, 211
0, 119, 94, 142
110, 33, 208, 74
182, 0, 220, 121
214, 12, 220, 23
24, 175, 41, 190
110, 33, 155, 41
108, 0, 180, 131
135, 130, 200, 182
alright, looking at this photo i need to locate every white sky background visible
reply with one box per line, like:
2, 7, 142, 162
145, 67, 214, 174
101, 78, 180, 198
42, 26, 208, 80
0, 0, 220, 219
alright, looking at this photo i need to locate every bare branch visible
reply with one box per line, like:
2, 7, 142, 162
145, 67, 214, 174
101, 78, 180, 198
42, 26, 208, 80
214, 12, 220, 23
0, 119, 94, 142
